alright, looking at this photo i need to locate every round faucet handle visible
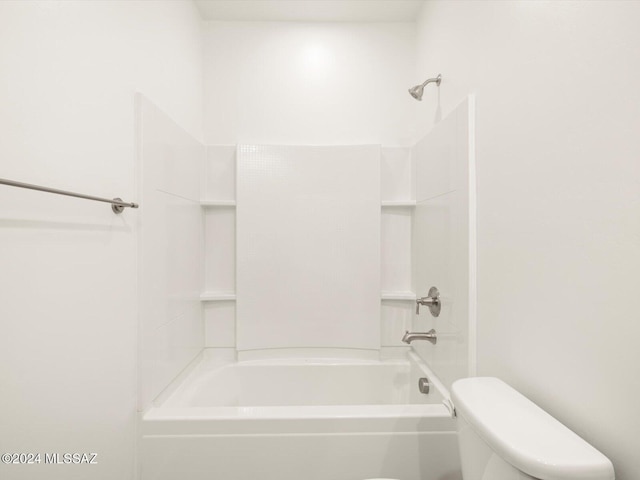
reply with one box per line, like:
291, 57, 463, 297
416, 286, 441, 317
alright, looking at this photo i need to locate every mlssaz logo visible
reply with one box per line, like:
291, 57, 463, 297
44, 453, 98, 464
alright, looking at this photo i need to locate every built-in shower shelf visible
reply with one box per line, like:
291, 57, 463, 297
381, 201, 416, 208
200, 292, 236, 302
201, 200, 236, 207
381, 291, 416, 301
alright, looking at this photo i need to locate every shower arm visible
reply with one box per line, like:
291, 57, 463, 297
420, 75, 442, 88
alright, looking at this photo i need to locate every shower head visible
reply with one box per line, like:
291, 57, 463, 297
408, 74, 442, 101
408, 84, 425, 100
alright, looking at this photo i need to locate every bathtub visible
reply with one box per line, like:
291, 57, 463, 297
140, 350, 461, 480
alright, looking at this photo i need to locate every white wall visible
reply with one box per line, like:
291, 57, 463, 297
0, 2, 203, 479
415, 2, 640, 478
203, 21, 416, 145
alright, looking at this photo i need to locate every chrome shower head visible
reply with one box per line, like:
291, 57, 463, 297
408, 74, 442, 101
408, 84, 424, 100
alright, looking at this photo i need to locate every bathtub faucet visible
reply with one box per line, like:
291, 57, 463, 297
402, 329, 437, 345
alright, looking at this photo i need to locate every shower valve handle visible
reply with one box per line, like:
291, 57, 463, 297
416, 286, 441, 317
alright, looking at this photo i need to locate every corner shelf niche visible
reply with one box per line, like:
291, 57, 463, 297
380, 147, 416, 348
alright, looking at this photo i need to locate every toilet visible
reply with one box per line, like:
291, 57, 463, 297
451, 377, 615, 480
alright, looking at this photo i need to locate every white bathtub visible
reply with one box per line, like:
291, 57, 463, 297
140, 351, 461, 480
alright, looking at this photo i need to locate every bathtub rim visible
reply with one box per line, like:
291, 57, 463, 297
144, 349, 452, 423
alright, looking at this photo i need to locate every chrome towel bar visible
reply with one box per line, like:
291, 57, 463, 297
0, 177, 139, 214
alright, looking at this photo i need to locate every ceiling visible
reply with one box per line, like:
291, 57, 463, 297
194, 1, 425, 22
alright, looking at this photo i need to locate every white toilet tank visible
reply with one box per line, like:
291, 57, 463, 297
451, 378, 615, 480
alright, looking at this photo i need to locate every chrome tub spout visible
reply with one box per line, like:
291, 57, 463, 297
402, 329, 437, 345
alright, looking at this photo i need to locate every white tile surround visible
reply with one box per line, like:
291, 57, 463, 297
137, 95, 205, 410
202, 145, 423, 355
236, 145, 381, 351
411, 98, 474, 390
203, 205, 235, 293
380, 146, 416, 350
200, 138, 473, 380
133, 98, 471, 480
201, 146, 238, 349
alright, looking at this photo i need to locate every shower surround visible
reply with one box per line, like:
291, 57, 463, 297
136, 89, 474, 479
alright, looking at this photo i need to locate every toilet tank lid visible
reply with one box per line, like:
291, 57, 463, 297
451, 378, 614, 480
